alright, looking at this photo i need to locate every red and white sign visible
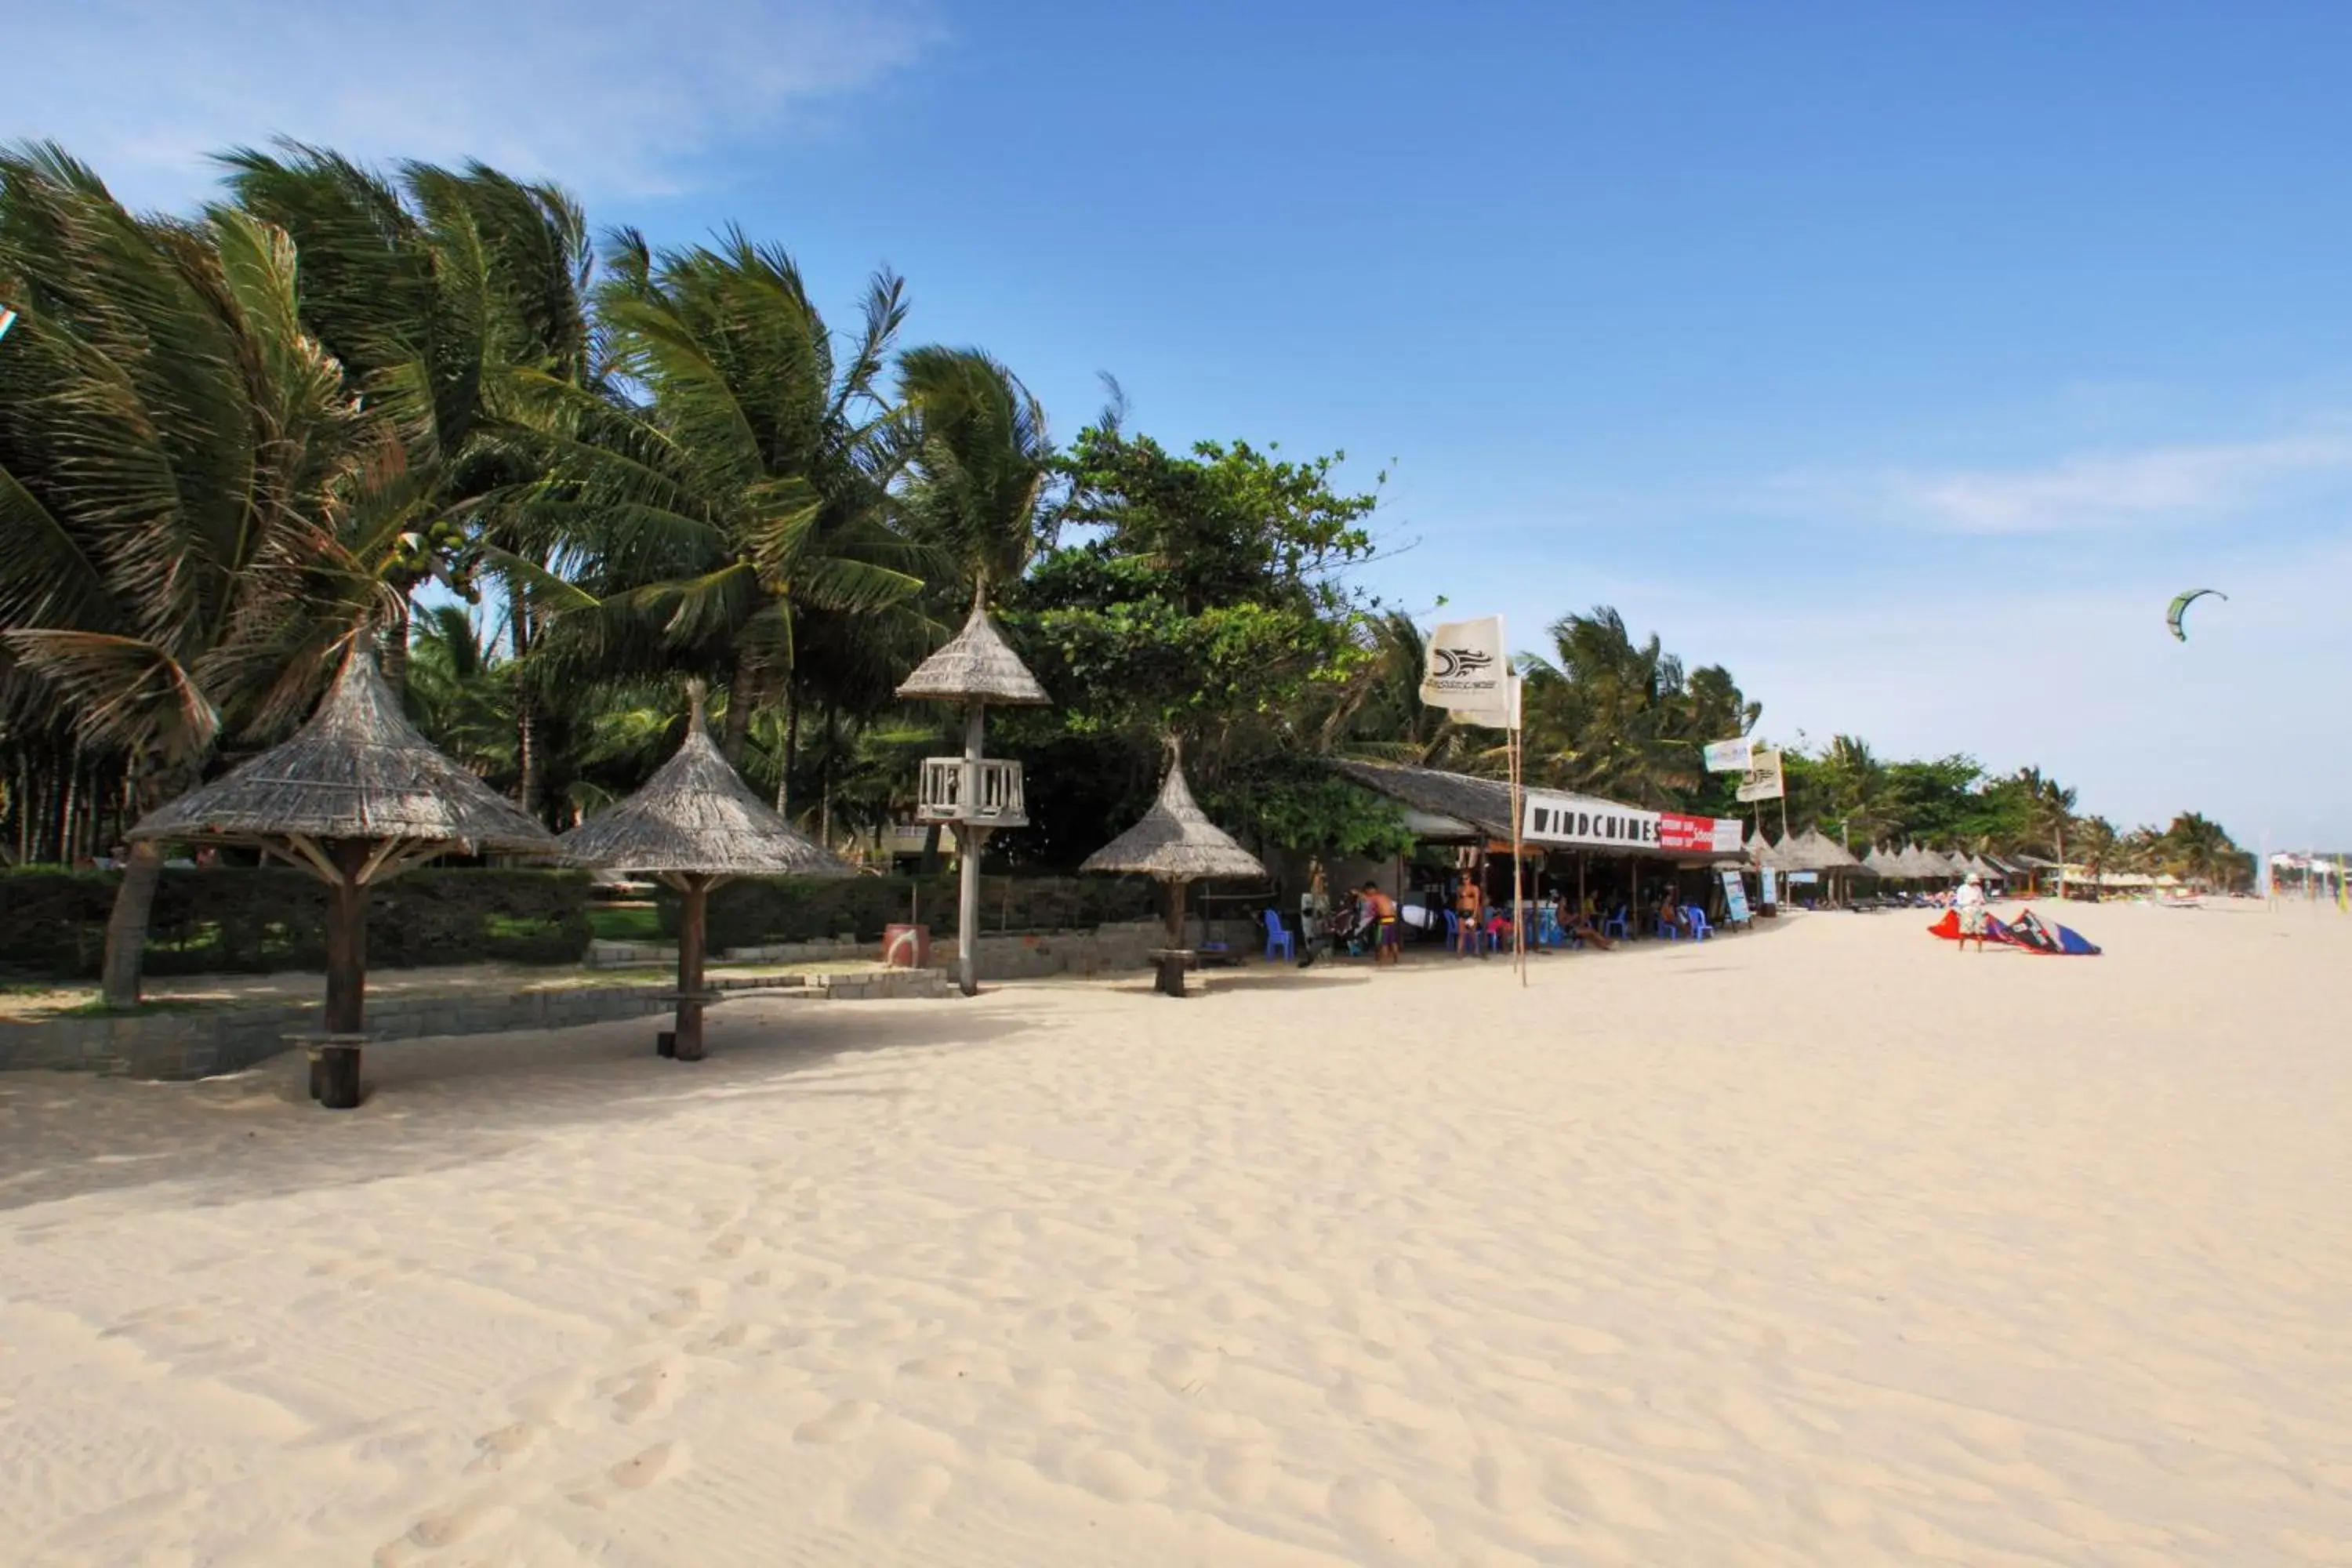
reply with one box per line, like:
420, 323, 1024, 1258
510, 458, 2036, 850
1658, 812, 1743, 855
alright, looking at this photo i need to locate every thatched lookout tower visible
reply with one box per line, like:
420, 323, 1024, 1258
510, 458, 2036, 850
895, 594, 1047, 996
128, 641, 560, 1108
1080, 753, 1265, 996
561, 691, 851, 1062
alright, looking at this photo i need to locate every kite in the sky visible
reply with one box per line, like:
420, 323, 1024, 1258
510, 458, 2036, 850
2166, 588, 2227, 641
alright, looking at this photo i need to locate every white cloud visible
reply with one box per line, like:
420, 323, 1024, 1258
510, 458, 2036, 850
1777, 425, 2352, 535
12, 0, 941, 206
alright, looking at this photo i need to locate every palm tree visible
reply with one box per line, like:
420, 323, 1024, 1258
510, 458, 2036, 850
2071, 814, 2117, 891
0, 143, 390, 1002
539, 230, 925, 765
2160, 811, 2242, 891
2014, 766, 2078, 896
1815, 734, 1901, 846
1519, 606, 1756, 808
220, 144, 597, 811
895, 345, 1052, 598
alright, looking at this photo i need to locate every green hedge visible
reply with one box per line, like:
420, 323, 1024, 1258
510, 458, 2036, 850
0, 867, 593, 981
656, 874, 1157, 953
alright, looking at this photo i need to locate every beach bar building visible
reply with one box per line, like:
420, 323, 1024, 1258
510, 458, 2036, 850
1329, 760, 1744, 932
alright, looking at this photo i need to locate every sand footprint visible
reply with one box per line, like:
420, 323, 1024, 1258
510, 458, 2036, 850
605, 1357, 684, 1424
566, 1440, 688, 1511
465, 1421, 543, 1475
794, 1399, 879, 1444
853, 1461, 955, 1528
1075, 1446, 1167, 1503
648, 1283, 720, 1330
688, 1322, 753, 1356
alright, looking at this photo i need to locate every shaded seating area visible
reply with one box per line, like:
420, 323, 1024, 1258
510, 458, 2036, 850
126, 640, 562, 1109
560, 688, 852, 1062
1082, 749, 1267, 996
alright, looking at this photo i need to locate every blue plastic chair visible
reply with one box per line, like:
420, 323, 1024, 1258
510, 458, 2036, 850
1655, 909, 1682, 941
1535, 907, 1566, 950
1686, 906, 1715, 941
1601, 906, 1631, 942
1261, 908, 1296, 961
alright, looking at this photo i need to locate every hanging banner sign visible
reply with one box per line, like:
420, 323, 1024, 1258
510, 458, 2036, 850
1701, 736, 1753, 773
1736, 750, 1786, 803
1420, 616, 1510, 717
1657, 812, 1746, 855
1525, 797, 1743, 855
1719, 869, 1751, 923
1523, 792, 1657, 849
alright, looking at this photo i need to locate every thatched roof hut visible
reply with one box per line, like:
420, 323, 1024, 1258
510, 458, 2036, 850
561, 699, 852, 1061
563, 713, 850, 881
1081, 760, 1265, 883
895, 597, 1048, 706
132, 642, 557, 869
1748, 826, 1795, 872
127, 641, 561, 1107
1897, 843, 1950, 880
1791, 829, 1864, 873
1082, 758, 1264, 995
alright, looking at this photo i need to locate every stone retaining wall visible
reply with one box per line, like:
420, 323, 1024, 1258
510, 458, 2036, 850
0, 966, 960, 1083
2, 918, 1247, 1083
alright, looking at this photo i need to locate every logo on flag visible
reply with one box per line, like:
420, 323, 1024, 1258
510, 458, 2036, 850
1735, 750, 1786, 803
1419, 616, 1512, 723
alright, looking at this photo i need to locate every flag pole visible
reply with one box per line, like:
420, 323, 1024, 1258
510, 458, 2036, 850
1510, 710, 1526, 985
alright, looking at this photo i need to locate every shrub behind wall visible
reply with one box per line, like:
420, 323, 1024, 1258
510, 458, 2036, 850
0, 867, 593, 981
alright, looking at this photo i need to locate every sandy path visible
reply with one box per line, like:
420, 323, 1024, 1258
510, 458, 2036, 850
4, 902, 2348, 1565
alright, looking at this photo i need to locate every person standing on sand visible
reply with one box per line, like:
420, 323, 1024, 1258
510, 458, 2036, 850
1361, 881, 1402, 967
1454, 871, 1482, 956
1954, 870, 1989, 952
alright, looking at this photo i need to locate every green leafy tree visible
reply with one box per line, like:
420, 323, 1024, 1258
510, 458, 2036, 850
1000, 426, 1380, 858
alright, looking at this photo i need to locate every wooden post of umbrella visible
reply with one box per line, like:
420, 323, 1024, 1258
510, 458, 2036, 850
665, 871, 713, 1060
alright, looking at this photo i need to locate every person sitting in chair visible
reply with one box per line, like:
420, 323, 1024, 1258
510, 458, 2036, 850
1552, 891, 1616, 949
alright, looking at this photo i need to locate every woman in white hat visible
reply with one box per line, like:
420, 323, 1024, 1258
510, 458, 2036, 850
1954, 870, 1989, 952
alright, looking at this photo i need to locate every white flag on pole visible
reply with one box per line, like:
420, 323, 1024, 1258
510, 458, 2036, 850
1701, 736, 1753, 772
1420, 616, 1511, 721
1456, 672, 1522, 733
1736, 750, 1786, 803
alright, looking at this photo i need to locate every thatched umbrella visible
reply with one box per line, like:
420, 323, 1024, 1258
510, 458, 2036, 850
1080, 753, 1265, 996
127, 641, 560, 1107
1899, 843, 1949, 882
896, 593, 1049, 996
561, 691, 852, 1062
1862, 844, 1904, 880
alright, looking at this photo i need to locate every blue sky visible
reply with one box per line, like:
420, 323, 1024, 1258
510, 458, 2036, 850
17, 1, 2352, 845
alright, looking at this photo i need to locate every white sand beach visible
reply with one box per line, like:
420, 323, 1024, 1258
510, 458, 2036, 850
4, 901, 2349, 1566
